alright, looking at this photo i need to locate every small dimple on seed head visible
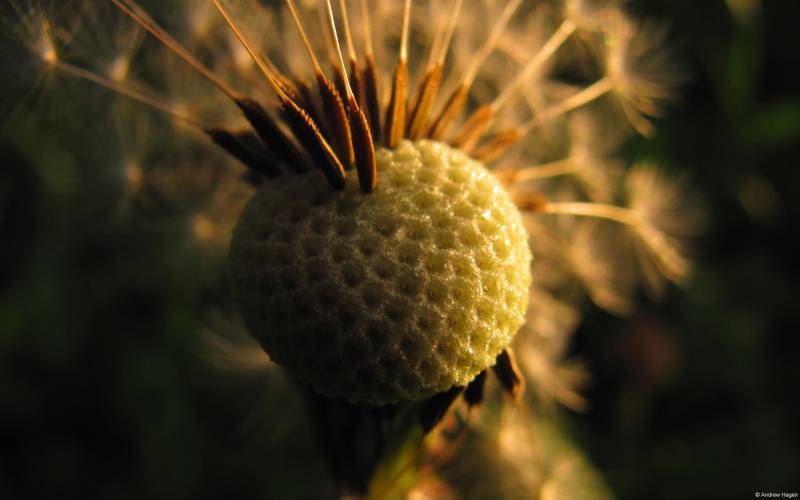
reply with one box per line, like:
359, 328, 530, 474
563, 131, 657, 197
398, 242, 421, 264
289, 204, 310, 223
385, 299, 412, 322
335, 219, 357, 237
423, 253, 449, 275
373, 255, 397, 280
358, 237, 377, 256
366, 323, 389, 346
468, 191, 490, 209
362, 282, 384, 307
397, 273, 422, 297
317, 281, 339, 308
336, 196, 359, 215
435, 230, 458, 250
406, 220, 430, 241
417, 169, 439, 184
375, 212, 399, 236
311, 216, 329, 235
337, 301, 360, 327
459, 225, 482, 247
301, 236, 323, 257
441, 182, 460, 197
453, 200, 477, 220
417, 308, 443, 331
342, 262, 366, 287
331, 242, 350, 261
305, 258, 327, 282
447, 167, 469, 183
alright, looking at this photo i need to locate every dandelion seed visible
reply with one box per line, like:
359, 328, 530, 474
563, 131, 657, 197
604, 12, 684, 136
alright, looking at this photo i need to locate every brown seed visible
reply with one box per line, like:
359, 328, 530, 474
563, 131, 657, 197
384, 59, 409, 148
492, 348, 525, 399
280, 96, 346, 190
348, 96, 377, 193
420, 385, 465, 434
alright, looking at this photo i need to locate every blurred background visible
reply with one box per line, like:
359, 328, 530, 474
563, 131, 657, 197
1, 0, 799, 498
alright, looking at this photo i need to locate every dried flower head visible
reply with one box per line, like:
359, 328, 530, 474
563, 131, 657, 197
2, 0, 700, 491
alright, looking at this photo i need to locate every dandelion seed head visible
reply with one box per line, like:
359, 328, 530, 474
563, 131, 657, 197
3, 0, 701, 432
231, 140, 531, 405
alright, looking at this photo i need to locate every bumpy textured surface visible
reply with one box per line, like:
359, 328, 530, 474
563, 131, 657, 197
230, 140, 531, 405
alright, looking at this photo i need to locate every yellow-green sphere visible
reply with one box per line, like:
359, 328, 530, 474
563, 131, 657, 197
230, 140, 531, 405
